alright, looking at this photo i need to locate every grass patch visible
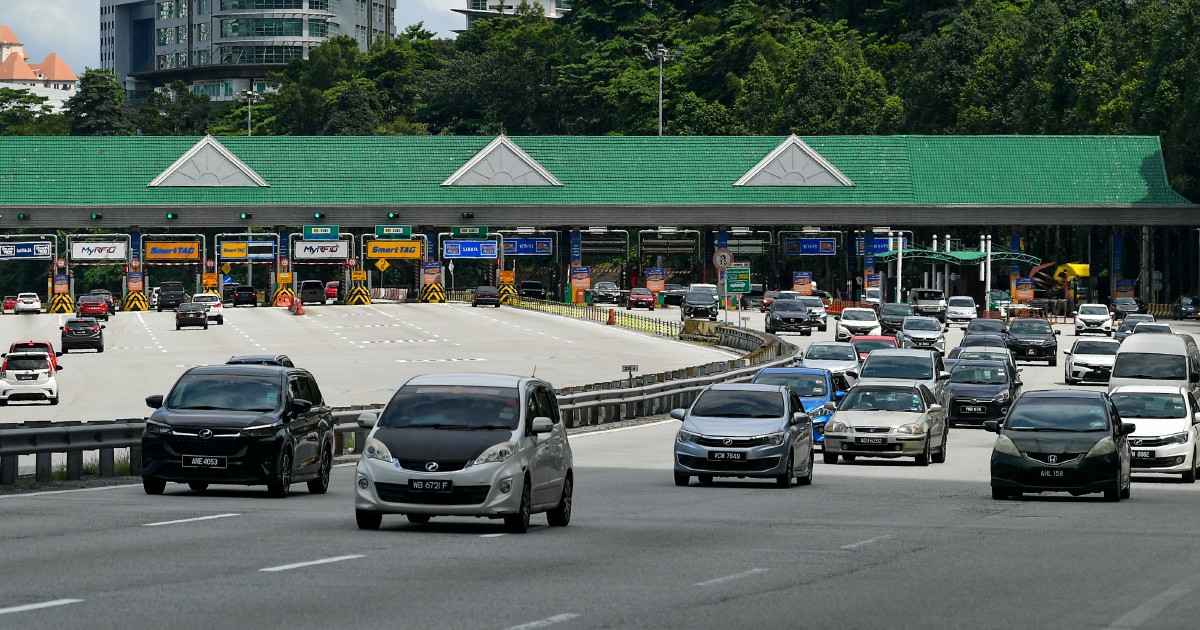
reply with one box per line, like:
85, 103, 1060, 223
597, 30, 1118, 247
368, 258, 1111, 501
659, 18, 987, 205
51, 451, 132, 480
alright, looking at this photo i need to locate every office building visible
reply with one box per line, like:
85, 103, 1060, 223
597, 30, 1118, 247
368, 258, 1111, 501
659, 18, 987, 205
0, 25, 79, 112
453, 0, 571, 30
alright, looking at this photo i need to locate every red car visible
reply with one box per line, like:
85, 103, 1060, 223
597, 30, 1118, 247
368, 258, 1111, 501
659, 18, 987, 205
2, 296, 15, 312
5, 340, 62, 371
849, 335, 899, 362
760, 291, 780, 312
626, 288, 656, 310
325, 280, 341, 301
76, 295, 110, 321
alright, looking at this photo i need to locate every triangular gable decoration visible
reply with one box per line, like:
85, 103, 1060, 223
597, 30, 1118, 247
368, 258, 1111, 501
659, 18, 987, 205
442, 135, 562, 186
148, 135, 269, 187
734, 135, 853, 187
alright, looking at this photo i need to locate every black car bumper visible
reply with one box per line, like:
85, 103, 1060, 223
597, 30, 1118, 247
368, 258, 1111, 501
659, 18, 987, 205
684, 307, 718, 319
991, 452, 1119, 495
61, 336, 102, 350
1009, 344, 1056, 359
768, 318, 812, 332
593, 293, 621, 304
472, 297, 501, 306
142, 434, 282, 485
948, 398, 1007, 424
176, 315, 207, 327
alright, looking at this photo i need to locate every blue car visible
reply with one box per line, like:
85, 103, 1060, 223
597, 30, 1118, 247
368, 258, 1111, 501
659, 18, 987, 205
751, 367, 846, 448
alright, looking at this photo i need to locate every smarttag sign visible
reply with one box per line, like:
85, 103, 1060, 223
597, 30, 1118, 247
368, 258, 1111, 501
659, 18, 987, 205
442, 240, 498, 259
146, 242, 199, 261
294, 239, 349, 260
502, 238, 553, 256
365, 240, 421, 259
303, 225, 339, 240
0, 241, 53, 260
71, 242, 128, 261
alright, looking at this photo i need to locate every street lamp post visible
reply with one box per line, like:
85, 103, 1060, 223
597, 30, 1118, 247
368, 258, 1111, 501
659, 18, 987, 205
642, 43, 680, 137
240, 90, 262, 136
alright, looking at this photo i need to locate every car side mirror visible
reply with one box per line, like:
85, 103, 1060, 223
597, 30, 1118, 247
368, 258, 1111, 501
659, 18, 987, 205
1191, 372, 1200, 384
1063, 351, 1071, 356
983, 420, 999, 433
944, 326, 951, 332
55, 351, 63, 357
59, 327, 66, 331
100, 325, 106, 330
1194, 411, 1200, 425
834, 390, 847, 401
1054, 330, 1061, 335
290, 398, 313, 414
1013, 380, 1023, 388
670, 408, 686, 421
1071, 311, 1078, 316
928, 404, 943, 414
937, 371, 951, 380
146, 394, 163, 409
845, 370, 858, 379
791, 412, 810, 426
823, 401, 838, 411
55, 365, 63, 371
531, 416, 554, 434
1120, 422, 1137, 436
357, 411, 378, 429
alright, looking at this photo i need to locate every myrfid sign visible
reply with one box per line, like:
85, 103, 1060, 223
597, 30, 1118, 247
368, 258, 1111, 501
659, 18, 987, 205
71, 242, 128, 261
294, 239, 350, 260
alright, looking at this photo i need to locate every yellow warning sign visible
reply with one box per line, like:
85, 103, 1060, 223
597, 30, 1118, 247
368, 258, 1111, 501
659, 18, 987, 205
123, 291, 149, 312
276, 272, 293, 285
221, 263, 232, 274
499, 270, 515, 284
345, 285, 372, 305
350, 270, 367, 281
202, 273, 218, 288
420, 283, 446, 304
374, 259, 390, 273
499, 284, 517, 305
48, 294, 74, 314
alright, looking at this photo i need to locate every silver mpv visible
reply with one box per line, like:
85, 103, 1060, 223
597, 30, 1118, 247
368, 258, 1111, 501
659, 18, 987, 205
354, 373, 573, 534
672, 383, 814, 488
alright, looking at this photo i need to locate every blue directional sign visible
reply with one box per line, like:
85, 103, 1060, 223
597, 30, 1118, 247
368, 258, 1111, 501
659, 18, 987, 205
855, 237, 909, 255
0, 241, 52, 261
443, 240, 498, 259
503, 238, 554, 256
783, 238, 837, 256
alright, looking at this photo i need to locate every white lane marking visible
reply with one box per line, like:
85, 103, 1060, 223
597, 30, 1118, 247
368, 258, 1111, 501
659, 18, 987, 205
0, 599, 84, 616
259, 554, 364, 573
360, 339, 440, 344
841, 535, 892, 550
0, 483, 141, 499
569, 419, 674, 438
144, 513, 240, 527
1105, 572, 1200, 629
480, 533, 507, 538
395, 358, 486, 363
136, 312, 167, 353
505, 613, 580, 630
695, 568, 768, 587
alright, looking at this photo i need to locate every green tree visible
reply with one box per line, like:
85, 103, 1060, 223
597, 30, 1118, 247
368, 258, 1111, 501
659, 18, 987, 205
733, 54, 779, 134
0, 87, 52, 135
321, 79, 381, 135
64, 68, 128, 136
134, 81, 212, 135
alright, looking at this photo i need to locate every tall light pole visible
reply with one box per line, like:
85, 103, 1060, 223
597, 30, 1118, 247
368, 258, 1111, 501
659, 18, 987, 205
642, 43, 680, 136
241, 90, 262, 136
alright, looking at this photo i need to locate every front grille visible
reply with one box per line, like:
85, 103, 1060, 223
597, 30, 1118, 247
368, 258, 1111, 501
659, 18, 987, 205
166, 435, 247, 456
696, 435, 771, 448
844, 442, 902, 452
374, 482, 490, 505
395, 459, 468, 472
1024, 452, 1082, 465
1130, 436, 1172, 448
854, 427, 891, 434
1133, 456, 1185, 469
678, 454, 779, 472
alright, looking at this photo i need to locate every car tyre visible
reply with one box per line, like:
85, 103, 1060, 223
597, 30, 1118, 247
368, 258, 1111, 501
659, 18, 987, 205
217, 316, 224, 325
406, 514, 431, 524
203, 323, 209, 330
61, 348, 68, 354
267, 450, 292, 499
776, 453, 794, 489
673, 472, 690, 486
176, 324, 181, 330
307, 447, 332, 494
1065, 374, 1076, 385
842, 454, 857, 462
1049, 357, 1057, 366
504, 477, 532, 534
991, 486, 1008, 500
49, 396, 58, 406
188, 482, 209, 492
797, 449, 814, 485
915, 438, 931, 466
822, 452, 838, 464
143, 477, 166, 495
356, 509, 382, 530
1120, 477, 1131, 499
1104, 476, 1121, 502
697, 475, 713, 484
97, 345, 104, 353
1185, 453, 1197, 483
932, 434, 947, 464
546, 474, 573, 527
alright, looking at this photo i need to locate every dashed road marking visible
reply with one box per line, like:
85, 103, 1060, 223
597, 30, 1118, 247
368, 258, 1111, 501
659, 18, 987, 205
136, 312, 167, 353
0, 599, 84, 616
395, 358, 486, 363
144, 513, 240, 527
506, 614, 580, 630
695, 568, 769, 587
841, 535, 892, 550
359, 339, 440, 344
260, 554, 364, 573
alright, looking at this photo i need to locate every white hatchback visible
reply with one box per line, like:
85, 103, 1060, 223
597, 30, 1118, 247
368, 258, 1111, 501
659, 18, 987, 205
946, 296, 978, 325
0, 352, 60, 405
1109, 386, 1200, 482
1074, 303, 1114, 336
191, 293, 224, 325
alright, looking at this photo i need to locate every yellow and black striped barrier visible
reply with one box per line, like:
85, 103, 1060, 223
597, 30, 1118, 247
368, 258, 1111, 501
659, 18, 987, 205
345, 285, 372, 305
420, 283, 446, 303
271, 287, 296, 306
499, 284, 517, 305
48, 294, 73, 314
122, 291, 149, 312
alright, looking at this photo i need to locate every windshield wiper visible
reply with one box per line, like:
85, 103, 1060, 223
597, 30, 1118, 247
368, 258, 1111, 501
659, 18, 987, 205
751, 414, 781, 418
1115, 374, 1160, 379
404, 423, 471, 430
714, 413, 754, 418
469, 424, 516, 430
175, 405, 219, 410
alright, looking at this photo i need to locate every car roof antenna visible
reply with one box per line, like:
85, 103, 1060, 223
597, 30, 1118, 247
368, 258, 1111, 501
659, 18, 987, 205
531, 364, 538, 378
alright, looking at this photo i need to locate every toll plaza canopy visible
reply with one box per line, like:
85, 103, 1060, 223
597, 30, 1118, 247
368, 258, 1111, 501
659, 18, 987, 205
874, 248, 1043, 266
0, 134, 1193, 228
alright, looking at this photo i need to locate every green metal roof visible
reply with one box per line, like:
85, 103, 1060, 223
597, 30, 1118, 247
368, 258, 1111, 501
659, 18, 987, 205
875, 248, 1042, 266
0, 135, 1189, 207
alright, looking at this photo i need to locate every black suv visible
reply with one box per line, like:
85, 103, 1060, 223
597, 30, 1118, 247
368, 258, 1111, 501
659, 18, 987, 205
681, 290, 719, 321
227, 355, 295, 368
1005, 317, 1060, 365
233, 286, 258, 307
591, 281, 622, 305
157, 282, 188, 311
879, 302, 913, 335
141, 364, 334, 498
299, 280, 325, 305
60, 317, 105, 353
518, 280, 547, 299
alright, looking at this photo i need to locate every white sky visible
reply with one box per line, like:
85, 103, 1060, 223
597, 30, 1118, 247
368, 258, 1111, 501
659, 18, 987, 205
1, 0, 461, 73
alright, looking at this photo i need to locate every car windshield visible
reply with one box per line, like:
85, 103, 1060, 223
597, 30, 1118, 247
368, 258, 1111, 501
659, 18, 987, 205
1181, 297, 1197, 306
1006, 398, 1109, 431
840, 387, 923, 412
166, 374, 282, 412
179, 304, 204, 311
631, 289, 651, 296
948, 298, 974, 307
866, 289, 881, 298
378, 385, 521, 429
765, 291, 779, 298
1116, 298, 1136, 306
1073, 341, 1118, 355
806, 344, 856, 361
79, 296, 104, 303
1118, 323, 1136, 333
690, 389, 784, 418
595, 282, 618, 290
476, 287, 498, 295
1009, 320, 1053, 335
797, 297, 823, 308
754, 374, 828, 397
772, 301, 807, 313
194, 295, 217, 302
1112, 352, 1188, 379
842, 310, 877, 322
686, 292, 716, 304
950, 364, 1009, 385
1079, 305, 1109, 316
6, 356, 49, 371
860, 356, 933, 380
913, 290, 942, 300
959, 350, 1008, 362
1111, 393, 1188, 419
967, 320, 1005, 333
1135, 324, 1172, 334
962, 336, 1006, 348
852, 339, 895, 354
905, 318, 942, 331
64, 320, 96, 329
882, 304, 911, 316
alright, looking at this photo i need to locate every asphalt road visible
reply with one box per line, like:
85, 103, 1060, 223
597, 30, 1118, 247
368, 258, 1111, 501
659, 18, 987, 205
5, 314, 1200, 628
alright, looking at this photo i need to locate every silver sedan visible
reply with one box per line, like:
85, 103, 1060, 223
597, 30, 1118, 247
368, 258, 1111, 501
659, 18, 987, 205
822, 382, 948, 466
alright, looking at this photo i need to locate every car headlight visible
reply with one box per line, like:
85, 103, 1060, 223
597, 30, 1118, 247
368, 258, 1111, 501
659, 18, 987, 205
808, 405, 832, 418
993, 391, 1011, 404
1043, 339, 1056, 346
364, 437, 393, 463
825, 420, 849, 433
897, 423, 925, 435
764, 432, 786, 446
145, 420, 172, 435
1165, 432, 1190, 445
1086, 437, 1117, 458
677, 430, 702, 444
240, 423, 278, 437
470, 441, 518, 467
993, 435, 1021, 457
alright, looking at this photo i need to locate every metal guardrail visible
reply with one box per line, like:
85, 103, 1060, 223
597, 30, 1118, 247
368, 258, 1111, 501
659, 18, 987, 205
0, 322, 795, 485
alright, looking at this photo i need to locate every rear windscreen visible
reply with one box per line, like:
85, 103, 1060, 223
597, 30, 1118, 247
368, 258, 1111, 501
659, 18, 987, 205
6, 357, 48, 371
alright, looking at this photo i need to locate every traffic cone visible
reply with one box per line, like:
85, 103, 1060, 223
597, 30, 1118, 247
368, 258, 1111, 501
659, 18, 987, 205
294, 300, 305, 316
607, 308, 616, 325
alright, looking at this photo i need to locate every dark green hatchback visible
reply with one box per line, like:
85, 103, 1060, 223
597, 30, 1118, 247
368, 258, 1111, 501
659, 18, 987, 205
985, 390, 1134, 502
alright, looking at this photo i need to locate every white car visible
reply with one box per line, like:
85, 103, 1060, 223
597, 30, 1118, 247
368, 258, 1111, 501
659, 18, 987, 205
1074, 303, 1114, 336
946, 296, 978, 325
1064, 338, 1120, 385
191, 293, 225, 325
801, 341, 860, 390
14, 292, 41, 314
898, 316, 948, 354
1109, 385, 1200, 482
864, 287, 881, 306
0, 351, 60, 405
1133, 322, 1174, 335
835, 307, 883, 341
796, 296, 828, 331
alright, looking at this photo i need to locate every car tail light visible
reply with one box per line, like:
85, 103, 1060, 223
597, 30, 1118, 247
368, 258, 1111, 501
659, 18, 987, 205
90, 327, 100, 332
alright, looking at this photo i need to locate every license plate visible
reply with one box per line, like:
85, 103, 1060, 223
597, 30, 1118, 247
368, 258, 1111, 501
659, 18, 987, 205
182, 455, 227, 469
963, 406, 985, 413
708, 451, 745, 461
1133, 450, 1153, 459
856, 436, 886, 445
1026, 349, 1037, 355
409, 479, 452, 492
1039, 469, 1065, 478
16, 374, 36, 381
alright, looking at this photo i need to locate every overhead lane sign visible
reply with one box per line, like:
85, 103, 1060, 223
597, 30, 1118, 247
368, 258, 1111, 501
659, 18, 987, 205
365, 240, 422, 259
295, 240, 350, 260
303, 225, 339, 240
70, 242, 127, 261
0, 242, 53, 260
502, 238, 553, 256
443, 240, 497, 259
146, 241, 199, 261
220, 241, 276, 260
375, 225, 412, 239
783, 238, 837, 256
